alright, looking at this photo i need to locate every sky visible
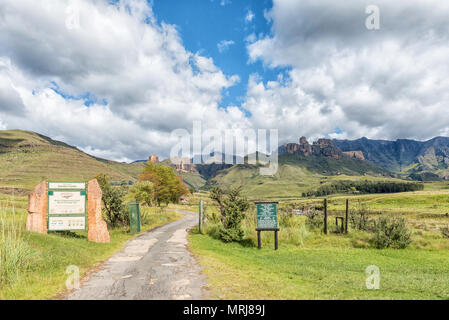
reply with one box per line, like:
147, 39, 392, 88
1, 0, 449, 162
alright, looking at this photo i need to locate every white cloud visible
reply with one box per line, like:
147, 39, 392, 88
0, 0, 245, 160
217, 40, 235, 53
246, 0, 449, 141
245, 10, 255, 23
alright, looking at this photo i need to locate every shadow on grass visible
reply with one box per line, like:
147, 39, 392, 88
55, 231, 86, 239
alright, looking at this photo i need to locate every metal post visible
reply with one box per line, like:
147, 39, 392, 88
257, 230, 262, 249
345, 199, 349, 234
324, 198, 328, 235
198, 200, 202, 233
275, 230, 279, 250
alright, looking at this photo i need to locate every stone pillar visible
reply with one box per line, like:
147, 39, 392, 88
26, 181, 48, 234
87, 179, 110, 243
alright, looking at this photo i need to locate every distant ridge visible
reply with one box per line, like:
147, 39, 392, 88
334, 136, 449, 179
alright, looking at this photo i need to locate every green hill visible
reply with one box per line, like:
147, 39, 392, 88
209, 154, 398, 199
0, 130, 144, 191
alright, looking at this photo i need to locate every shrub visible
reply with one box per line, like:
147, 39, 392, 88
349, 205, 372, 231
209, 187, 249, 243
96, 174, 128, 228
371, 217, 412, 249
219, 226, 245, 243
441, 226, 449, 239
305, 210, 324, 230
128, 181, 154, 206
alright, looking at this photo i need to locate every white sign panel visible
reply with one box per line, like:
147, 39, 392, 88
49, 191, 86, 215
48, 216, 86, 231
48, 182, 86, 190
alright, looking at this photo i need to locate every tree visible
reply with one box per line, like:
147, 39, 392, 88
210, 186, 225, 225
128, 181, 154, 206
95, 174, 128, 228
140, 162, 189, 206
210, 186, 249, 242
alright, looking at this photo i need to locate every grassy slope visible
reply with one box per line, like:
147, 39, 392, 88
0, 130, 142, 190
180, 172, 207, 191
210, 155, 402, 200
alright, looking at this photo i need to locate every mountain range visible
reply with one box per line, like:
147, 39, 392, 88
1, 129, 448, 196
333, 137, 449, 180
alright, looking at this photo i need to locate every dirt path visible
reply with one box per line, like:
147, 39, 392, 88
65, 210, 206, 300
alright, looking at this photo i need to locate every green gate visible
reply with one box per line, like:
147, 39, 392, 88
128, 201, 141, 234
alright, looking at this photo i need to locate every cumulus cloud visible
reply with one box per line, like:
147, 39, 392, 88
247, 0, 449, 141
217, 40, 235, 53
0, 0, 245, 161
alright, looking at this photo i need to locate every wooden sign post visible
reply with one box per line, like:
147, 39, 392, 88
324, 198, 328, 235
345, 199, 349, 234
198, 200, 203, 233
255, 201, 279, 250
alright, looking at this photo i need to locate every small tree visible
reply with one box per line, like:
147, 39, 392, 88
140, 162, 189, 206
210, 186, 249, 243
129, 181, 154, 206
210, 186, 225, 225
96, 174, 128, 228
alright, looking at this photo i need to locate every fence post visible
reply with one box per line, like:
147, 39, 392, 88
345, 199, 349, 234
198, 200, 202, 233
324, 198, 328, 235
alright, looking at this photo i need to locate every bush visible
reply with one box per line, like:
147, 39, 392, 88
128, 181, 154, 206
219, 226, 245, 243
371, 217, 412, 249
305, 210, 324, 230
349, 205, 372, 231
441, 226, 449, 239
209, 187, 249, 243
96, 174, 128, 228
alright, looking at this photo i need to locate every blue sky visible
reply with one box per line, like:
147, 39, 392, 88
2, 0, 449, 161
152, 0, 282, 111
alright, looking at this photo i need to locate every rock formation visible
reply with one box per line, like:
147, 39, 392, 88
280, 137, 343, 159
149, 155, 159, 163
343, 150, 365, 160
26, 181, 48, 234
87, 179, 110, 243
312, 139, 343, 159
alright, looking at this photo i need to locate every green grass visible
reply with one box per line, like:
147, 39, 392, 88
189, 232, 449, 300
0, 196, 183, 300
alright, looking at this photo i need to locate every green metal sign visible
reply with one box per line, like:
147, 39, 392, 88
128, 201, 141, 234
256, 202, 278, 229
47, 181, 87, 232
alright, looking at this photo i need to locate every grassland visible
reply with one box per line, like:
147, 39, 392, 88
188, 184, 449, 300
0, 195, 182, 300
189, 233, 449, 299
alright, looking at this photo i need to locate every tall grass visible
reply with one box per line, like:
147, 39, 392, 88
202, 206, 309, 247
0, 202, 35, 286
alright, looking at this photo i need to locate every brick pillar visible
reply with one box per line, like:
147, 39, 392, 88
26, 181, 48, 234
87, 179, 110, 243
